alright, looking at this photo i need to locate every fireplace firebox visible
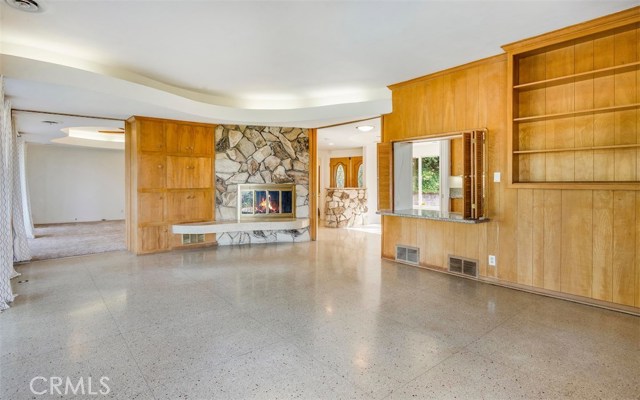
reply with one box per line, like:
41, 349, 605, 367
238, 184, 295, 220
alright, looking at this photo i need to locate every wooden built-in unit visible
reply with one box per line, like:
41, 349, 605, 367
125, 116, 217, 254
381, 6, 640, 314
506, 7, 640, 189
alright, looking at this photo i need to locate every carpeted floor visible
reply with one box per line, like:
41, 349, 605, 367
28, 220, 126, 261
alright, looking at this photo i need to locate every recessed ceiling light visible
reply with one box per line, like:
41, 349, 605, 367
5, 0, 40, 12
356, 125, 374, 132
328, 142, 335, 146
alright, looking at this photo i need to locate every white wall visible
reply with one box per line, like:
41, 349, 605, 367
26, 143, 125, 224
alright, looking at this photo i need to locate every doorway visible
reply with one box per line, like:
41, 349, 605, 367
317, 117, 381, 232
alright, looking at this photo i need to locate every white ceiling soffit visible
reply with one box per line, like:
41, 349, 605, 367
318, 117, 381, 151
2, 53, 391, 128
1, 1, 637, 129
51, 136, 124, 151
11, 110, 124, 146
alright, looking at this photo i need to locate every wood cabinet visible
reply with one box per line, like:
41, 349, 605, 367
126, 116, 216, 254
166, 123, 214, 156
137, 192, 165, 224
166, 190, 212, 222
504, 10, 640, 189
138, 226, 168, 253
138, 119, 166, 153
166, 156, 212, 189
137, 154, 166, 189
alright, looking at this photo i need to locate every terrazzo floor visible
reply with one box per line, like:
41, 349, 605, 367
2, 227, 639, 399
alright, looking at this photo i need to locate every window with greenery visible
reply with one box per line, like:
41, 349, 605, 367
412, 156, 440, 208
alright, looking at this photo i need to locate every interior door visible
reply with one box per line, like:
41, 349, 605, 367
350, 157, 363, 187
330, 157, 349, 188
330, 156, 364, 188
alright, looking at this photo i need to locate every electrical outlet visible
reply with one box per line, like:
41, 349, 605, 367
488, 255, 496, 266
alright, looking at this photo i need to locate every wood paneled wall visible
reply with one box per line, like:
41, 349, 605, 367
382, 22, 640, 311
126, 116, 217, 254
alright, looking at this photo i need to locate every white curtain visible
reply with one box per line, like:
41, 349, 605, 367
12, 118, 31, 264
18, 137, 35, 239
0, 79, 16, 310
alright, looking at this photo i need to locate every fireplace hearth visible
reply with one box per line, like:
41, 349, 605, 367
238, 184, 295, 220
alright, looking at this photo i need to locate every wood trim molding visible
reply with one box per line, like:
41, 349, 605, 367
308, 128, 318, 241
502, 6, 640, 54
382, 256, 640, 316
387, 53, 507, 90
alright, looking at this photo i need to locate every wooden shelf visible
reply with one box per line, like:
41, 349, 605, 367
514, 61, 640, 90
514, 103, 640, 123
513, 143, 640, 155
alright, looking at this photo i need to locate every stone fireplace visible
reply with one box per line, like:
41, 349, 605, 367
238, 184, 295, 220
214, 125, 310, 245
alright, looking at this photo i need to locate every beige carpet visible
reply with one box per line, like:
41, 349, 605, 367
28, 220, 126, 261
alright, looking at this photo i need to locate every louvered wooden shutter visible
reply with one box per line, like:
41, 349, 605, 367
462, 132, 472, 218
377, 142, 393, 210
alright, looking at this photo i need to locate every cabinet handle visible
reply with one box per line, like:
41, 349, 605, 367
157, 164, 164, 169
186, 165, 195, 169
159, 196, 164, 200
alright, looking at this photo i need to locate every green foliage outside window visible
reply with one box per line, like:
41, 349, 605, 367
412, 157, 440, 194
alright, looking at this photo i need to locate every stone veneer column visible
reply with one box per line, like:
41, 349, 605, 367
325, 188, 368, 228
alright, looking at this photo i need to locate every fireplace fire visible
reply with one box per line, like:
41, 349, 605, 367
238, 184, 295, 220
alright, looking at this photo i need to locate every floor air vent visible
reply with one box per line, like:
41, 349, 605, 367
182, 234, 205, 245
396, 245, 419, 266
448, 255, 478, 278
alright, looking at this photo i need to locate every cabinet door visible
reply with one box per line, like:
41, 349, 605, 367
138, 154, 166, 189
187, 190, 213, 221
137, 225, 168, 253
191, 126, 213, 155
166, 123, 194, 155
166, 190, 212, 222
166, 156, 212, 189
138, 192, 165, 223
138, 120, 165, 152
192, 157, 213, 188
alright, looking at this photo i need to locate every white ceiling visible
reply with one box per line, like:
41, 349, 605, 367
1, 1, 636, 145
318, 118, 381, 151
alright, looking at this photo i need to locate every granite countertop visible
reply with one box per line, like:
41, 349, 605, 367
377, 209, 489, 224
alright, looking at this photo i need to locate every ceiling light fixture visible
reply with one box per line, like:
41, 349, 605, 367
356, 125, 374, 132
5, 0, 40, 12
328, 142, 335, 146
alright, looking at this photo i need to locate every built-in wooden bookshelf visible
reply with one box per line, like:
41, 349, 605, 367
504, 9, 640, 189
